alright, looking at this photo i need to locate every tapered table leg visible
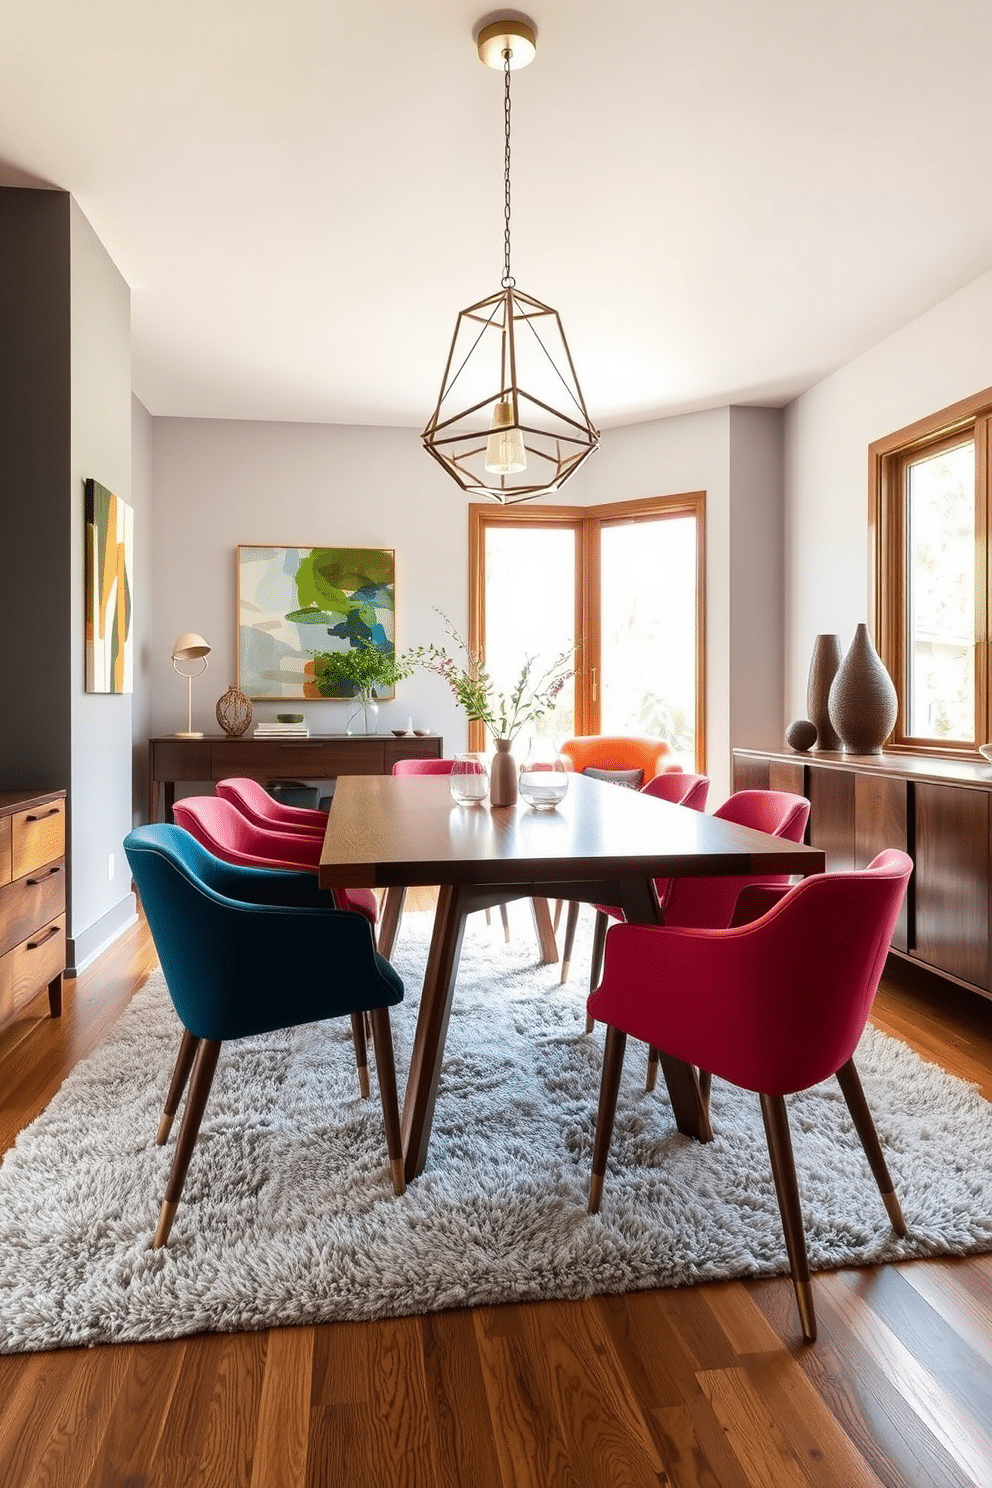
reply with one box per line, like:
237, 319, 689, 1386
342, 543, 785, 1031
529, 897, 559, 964
400, 882, 470, 1181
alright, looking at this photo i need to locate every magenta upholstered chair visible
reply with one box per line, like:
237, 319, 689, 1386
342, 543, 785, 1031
215, 776, 327, 837
558, 772, 711, 986
381, 758, 553, 961
586, 849, 914, 1342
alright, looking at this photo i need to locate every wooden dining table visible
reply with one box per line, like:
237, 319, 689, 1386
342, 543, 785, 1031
319, 772, 825, 1182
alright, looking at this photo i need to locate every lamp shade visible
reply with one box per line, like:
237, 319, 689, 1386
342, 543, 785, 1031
171, 633, 211, 661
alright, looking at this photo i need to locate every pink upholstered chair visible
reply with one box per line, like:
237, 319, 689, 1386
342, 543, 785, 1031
558, 772, 711, 985
382, 758, 554, 961
586, 849, 914, 1342
216, 776, 327, 837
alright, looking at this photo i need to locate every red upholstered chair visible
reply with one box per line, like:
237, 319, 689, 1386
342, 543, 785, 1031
558, 772, 711, 986
216, 776, 327, 837
559, 734, 681, 784
381, 758, 554, 961
586, 849, 914, 1342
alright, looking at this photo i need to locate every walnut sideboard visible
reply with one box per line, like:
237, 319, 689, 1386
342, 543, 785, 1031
1, 789, 66, 1035
148, 734, 445, 823
733, 745, 992, 1003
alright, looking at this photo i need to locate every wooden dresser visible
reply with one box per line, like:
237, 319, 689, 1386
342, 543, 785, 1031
733, 746, 992, 1004
0, 790, 67, 1032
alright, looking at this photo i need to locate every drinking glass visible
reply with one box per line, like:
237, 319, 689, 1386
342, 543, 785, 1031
449, 752, 490, 804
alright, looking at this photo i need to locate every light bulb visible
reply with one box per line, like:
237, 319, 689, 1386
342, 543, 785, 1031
485, 400, 527, 474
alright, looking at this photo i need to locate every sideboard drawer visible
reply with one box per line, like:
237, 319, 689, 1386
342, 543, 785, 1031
152, 740, 212, 781
0, 817, 9, 887
0, 861, 66, 959
210, 740, 385, 776
11, 800, 66, 879
0, 913, 66, 1023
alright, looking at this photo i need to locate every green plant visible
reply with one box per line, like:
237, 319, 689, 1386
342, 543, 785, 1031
408, 612, 573, 742
309, 640, 412, 700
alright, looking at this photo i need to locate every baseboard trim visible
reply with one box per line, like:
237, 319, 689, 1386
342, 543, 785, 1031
67, 894, 138, 976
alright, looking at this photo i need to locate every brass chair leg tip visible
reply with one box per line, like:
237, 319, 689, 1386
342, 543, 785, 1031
155, 1113, 174, 1146
645, 1068, 658, 1093
585, 1015, 595, 1034
390, 1158, 406, 1196
588, 1173, 604, 1213
883, 1189, 907, 1236
152, 1201, 178, 1249
796, 1280, 817, 1342
358, 1066, 371, 1099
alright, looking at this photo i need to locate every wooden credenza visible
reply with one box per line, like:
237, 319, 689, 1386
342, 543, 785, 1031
733, 746, 992, 1002
148, 734, 444, 823
1, 790, 66, 1034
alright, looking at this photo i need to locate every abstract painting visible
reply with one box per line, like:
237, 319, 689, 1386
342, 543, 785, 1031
85, 479, 133, 694
237, 545, 396, 700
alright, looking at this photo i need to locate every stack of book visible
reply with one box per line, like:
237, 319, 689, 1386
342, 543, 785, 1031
253, 721, 310, 738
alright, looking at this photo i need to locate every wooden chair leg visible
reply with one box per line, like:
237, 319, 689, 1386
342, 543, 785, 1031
835, 1058, 907, 1235
153, 1038, 222, 1248
350, 1012, 371, 1099
157, 1028, 201, 1145
645, 1047, 661, 1093
560, 901, 580, 985
552, 899, 563, 933
484, 907, 492, 926
499, 902, 511, 942
376, 885, 406, 960
589, 1026, 627, 1213
368, 1006, 406, 1196
759, 1092, 816, 1343
586, 910, 609, 1030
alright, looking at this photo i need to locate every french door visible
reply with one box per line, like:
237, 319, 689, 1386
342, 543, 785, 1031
468, 493, 706, 770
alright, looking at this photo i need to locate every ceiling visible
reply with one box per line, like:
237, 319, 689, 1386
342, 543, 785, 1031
3, 1, 992, 431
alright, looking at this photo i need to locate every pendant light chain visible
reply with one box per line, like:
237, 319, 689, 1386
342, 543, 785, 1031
501, 49, 514, 288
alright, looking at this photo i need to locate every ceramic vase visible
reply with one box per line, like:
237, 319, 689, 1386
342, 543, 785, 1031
489, 739, 518, 807
215, 684, 252, 737
806, 633, 842, 750
828, 623, 898, 755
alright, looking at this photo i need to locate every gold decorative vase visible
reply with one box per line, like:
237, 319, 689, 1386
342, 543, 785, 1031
216, 685, 252, 737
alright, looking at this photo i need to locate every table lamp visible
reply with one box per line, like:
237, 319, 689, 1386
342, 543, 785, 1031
171, 633, 211, 738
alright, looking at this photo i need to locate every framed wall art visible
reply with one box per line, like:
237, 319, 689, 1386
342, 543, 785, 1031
237, 545, 397, 700
85, 478, 133, 694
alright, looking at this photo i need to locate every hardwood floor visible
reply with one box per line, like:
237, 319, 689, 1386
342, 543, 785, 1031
2, 916, 991, 1488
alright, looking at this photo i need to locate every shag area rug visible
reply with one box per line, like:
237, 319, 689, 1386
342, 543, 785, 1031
2, 908, 992, 1354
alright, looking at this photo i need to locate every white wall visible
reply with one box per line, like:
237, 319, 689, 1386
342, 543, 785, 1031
148, 404, 780, 804
131, 396, 154, 825
785, 267, 992, 719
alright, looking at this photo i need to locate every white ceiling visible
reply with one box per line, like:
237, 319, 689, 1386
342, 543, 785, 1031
3, 0, 992, 431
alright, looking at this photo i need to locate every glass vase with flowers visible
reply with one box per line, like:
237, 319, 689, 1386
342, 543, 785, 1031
409, 612, 574, 806
307, 639, 413, 735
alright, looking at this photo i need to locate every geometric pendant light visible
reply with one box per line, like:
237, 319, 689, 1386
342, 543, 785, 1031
422, 18, 599, 504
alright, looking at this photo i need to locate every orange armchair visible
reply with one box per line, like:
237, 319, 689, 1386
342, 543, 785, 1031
559, 734, 680, 784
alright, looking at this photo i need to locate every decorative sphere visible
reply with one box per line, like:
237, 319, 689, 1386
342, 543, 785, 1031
785, 719, 817, 752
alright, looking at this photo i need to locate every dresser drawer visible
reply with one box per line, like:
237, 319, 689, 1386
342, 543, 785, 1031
0, 913, 66, 1023
0, 816, 9, 887
11, 799, 66, 879
0, 861, 66, 959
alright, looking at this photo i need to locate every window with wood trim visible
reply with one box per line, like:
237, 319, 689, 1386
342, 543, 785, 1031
468, 493, 706, 770
871, 388, 992, 753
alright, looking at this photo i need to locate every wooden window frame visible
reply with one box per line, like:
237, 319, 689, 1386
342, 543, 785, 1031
870, 386, 992, 755
468, 493, 706, 769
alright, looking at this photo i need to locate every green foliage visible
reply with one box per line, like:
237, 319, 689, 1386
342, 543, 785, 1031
310, 640, 412, 699
408, 611, 574, 743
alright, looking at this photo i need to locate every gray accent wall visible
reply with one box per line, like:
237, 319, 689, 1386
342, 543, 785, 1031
0, 187, 135, 972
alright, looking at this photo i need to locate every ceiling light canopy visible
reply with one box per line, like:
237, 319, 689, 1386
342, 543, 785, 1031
422, 16, 599, 505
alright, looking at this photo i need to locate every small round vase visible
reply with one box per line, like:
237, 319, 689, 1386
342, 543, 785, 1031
215, 685, 252, 737
828, 623, 898, 755
518, 737, 569, 810
806, 633, 842, 750
489, 739, 518, 807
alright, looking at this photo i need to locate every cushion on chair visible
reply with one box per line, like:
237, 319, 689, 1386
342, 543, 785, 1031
583, 766, 644, 789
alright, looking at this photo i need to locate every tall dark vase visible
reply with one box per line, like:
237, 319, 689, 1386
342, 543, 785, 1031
806, 634, 842, 750
828, 623, 898, 755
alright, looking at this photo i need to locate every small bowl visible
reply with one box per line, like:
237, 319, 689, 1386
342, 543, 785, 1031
277, 713, 304, 724
980, 743, 992, 763
413, 729, 430, 736
391, 728, 408, 737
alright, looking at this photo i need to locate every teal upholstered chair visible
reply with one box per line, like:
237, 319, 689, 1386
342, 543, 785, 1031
123, 824, 405, 1248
